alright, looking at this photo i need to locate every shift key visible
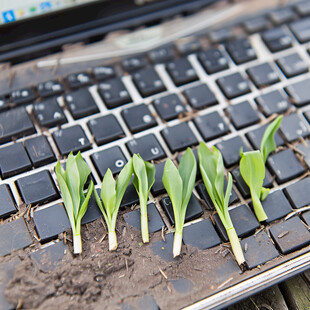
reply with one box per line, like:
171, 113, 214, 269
0, 107, 35, 144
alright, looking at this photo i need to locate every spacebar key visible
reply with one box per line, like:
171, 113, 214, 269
0, 107, 35, 144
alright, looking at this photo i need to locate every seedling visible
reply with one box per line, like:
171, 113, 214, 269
55, 152, 94, 254
93, 159, 133, 251
240, 116, 283, 222
198, 143, 245, 266
162, 148, 196, 258
132, 154, 156, 243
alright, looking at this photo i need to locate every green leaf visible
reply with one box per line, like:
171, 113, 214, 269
162, 159, 183, 230
260, 116, 283, 163
178, 148, 196, 218
65, 153, 81, 220
133, 154, 149, 200
198, 142, 244, 265
76, 181, 94, 231
115, 158, 133, 207
240, 151, 267, 222
198, 144, 223, 212
55, 153, 93, 254
101, 169, 116, 220
55, 162, 76, 232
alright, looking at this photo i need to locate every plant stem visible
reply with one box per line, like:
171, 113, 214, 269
108, 231, 118, 251
173, 232, 183, 258
73, 234, 82, 254
227, 227, 245, 266
140, 201, 149, 243
252, 191, 268, 222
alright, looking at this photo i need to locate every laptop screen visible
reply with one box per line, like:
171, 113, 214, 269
0, 0, 100, 25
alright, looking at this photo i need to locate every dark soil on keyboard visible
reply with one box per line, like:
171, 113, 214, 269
4, 213, 310, 310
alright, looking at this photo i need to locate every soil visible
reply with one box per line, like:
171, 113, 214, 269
3, 204, 310, 310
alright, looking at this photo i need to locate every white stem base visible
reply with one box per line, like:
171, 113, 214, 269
109, 231, 118, 251
173, 233, 183, 258
73, 234, 82, 254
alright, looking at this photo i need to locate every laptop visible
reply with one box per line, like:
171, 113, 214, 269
0, 0, 309, 309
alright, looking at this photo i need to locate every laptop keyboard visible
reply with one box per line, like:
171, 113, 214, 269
0, 1, 310, 309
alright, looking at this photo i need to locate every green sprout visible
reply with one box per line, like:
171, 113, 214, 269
198, 143, 245, 266
55, 152, 94, 254
162, 148, 196, 258
240, 116, 283, 222
132, 154, 156, 244
93, 159, 133, 251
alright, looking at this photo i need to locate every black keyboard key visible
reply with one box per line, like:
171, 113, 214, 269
93, 65, 115, 81
166, 58, 198, 86
87, 114, 124, 145
160, 195, 203, 225
226, 101, 260, 130
98, 78, 131, 109
151, 161, 166, 196
37, 80, 64, 98
33, 204, 70, 242
262, 27, 292, 52
132, 68, 166, 97
52, 125, 91, 156
276, 53, 308, 78
284, 177, 310, 209
285, 78, 310, 107
198, 48, 229, 74
183, 83, 217, 109
0, 96, 7, 111
246, 124, 284, 150
244, 16, 270, 33
161, 122, 198, 153
91, 146, 127, 178
255, 90, 290, 116
153, 94, 186, 121
126, 134, 166, 161
148, 46, 174, 64
295, 1, 310, 17
0, 143, 32, 179
290, 17, 310, 43
194, 111, 229, 141
120, 180, 139, 208
269, 217, 310, 254
10, 88, 36, 105
121, 104, 157, 133
16, 170, 59, 206
24, 136, 55, 167
246, 63, 280, 88
122, 56, 148, 72
297, 142, 310, 168
213, 204, 259, 242
0, 185, 17, 218
269, 8, 296, 25
217, 72, 251, 99
0, 218, 32, 256
0, 107, 35, 144
216, 136, 251, 167
175, 37, 201, 55
209, 28, 233, 43
257, 190, 292, 224
305, 111, 310, 123
66, 72, 92, 89
33, 98, 66, 128
268, 149, 305, 184
64, 88, 99, 119
280, 113, 310, 142
226, 38, 257, 64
